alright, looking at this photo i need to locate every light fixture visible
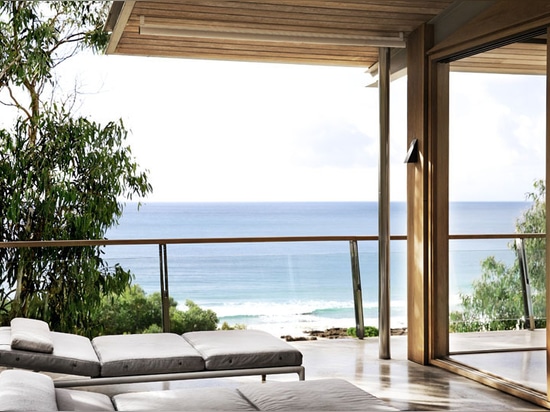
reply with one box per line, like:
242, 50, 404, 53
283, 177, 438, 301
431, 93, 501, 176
404, 139, 419, 164
139, 17, 406, 48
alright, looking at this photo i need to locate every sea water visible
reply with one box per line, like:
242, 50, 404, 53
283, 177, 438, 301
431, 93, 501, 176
103, 201, 531, 333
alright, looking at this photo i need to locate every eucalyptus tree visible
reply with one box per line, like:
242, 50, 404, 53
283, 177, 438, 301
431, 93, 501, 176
0, 1, 152, 335
450, 180, 546, 332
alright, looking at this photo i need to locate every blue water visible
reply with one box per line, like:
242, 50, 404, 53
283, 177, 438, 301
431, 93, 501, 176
103, 201, 531, 330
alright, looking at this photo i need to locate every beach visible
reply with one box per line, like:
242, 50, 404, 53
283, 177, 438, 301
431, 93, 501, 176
104, 201, 530, 336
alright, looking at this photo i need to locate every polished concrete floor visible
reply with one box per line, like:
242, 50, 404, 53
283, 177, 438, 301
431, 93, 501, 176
76, 336, 548, 411
450, 329, 546, 394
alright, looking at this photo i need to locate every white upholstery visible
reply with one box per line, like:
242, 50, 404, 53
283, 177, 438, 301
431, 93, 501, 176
0, 319, 304, 385
0, 327, 101, 377
113, 386, 256, 411
92, 333, 205, 377
0, 370, 398, 411
183, 329, 303, 370
10, 317, 54, 353
55, 388, 115, 411
0, 369, 58, 411
237, 379, 398, 411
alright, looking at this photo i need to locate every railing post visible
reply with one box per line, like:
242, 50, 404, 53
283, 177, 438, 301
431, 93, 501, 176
378, 46, 391, 359
349, 240, 365, 339
159, 243, 171, 332
516, 238, 535, 330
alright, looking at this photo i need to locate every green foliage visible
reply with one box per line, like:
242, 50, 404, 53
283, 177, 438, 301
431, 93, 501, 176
347, 326, 379, 338
92, 285, 218, 337
220, 321, 247, 330
0, 2, 110, 85
0, 107, 151, 334
0, 2, 152, 335
451, 180, 546, 332
91, 285, 160, 336
173, 300, 219, 333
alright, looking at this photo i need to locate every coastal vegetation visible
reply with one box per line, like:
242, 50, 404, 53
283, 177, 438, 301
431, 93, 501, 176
0, 2, 151, 335
91, 285, 218, 336
347, 326, 379, 338
450, 180, 546, 332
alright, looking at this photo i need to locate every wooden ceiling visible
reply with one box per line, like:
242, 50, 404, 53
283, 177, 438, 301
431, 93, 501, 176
105, 0, 455, 68
451, 40, 546, 75
105, 1, 547, 75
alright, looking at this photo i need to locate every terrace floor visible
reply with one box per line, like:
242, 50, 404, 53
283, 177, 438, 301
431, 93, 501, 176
78, 333, 547, 411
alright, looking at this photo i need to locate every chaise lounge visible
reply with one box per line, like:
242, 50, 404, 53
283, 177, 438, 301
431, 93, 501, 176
0, 369, 399, 411
0, 318, 304, 387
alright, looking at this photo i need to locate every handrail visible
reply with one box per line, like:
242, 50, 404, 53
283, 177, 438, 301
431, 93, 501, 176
449, 233, 545, 240
0, 235, 398, 248
0, 232, 542, 248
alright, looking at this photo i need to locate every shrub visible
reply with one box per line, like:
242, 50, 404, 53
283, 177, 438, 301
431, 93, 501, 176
171, 300, 218, 334
347, 326, 379, 338
92, 285, 218, 335
220, 322, 247, 330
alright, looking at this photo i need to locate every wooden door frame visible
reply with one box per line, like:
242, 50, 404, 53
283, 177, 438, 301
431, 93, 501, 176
407, 0, 550, 405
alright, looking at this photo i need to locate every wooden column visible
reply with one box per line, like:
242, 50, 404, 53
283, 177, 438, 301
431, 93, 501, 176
406, 23, 433, 365
546, 27, 550, 403
428, 60, 450, 360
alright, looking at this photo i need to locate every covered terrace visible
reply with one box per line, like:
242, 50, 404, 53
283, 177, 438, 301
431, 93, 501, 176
104, 0, 550, 408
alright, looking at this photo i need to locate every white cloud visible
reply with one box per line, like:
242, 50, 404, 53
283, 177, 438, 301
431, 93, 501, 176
449, 72, 545, 201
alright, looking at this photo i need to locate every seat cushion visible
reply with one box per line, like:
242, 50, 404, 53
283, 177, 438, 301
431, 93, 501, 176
0, 327, 101, 377
92, 333, 205, 377
0, 369, 59, 411
10, 317, 54, 353
113, 386, 256, 411
237, 379, 399, 411
55, 388, 115, 411
182, 330, 303, 370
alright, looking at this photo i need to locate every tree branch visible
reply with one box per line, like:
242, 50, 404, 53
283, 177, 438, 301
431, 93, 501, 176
6, 85, 32, 122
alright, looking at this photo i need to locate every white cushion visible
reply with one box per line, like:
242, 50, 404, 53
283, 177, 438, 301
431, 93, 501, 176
113, 386, 256, 411
183, 329, 303, 370
0, 369, 58, 411
237, 379, 398, 411
92, 333, 204, 377
10, 317, 54, 353
0, 328, 101, 377
55, 388, 115, 411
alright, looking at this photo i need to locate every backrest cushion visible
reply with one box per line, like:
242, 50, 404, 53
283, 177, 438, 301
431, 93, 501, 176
10, 317, 54, 353
0, 369, 58, 411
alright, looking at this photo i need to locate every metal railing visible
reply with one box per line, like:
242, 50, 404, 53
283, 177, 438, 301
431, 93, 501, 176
449, 232, 546, 333
0, 232, 544, 356
0, 235, 406, 346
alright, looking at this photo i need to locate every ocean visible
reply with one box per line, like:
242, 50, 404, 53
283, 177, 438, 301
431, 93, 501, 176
103, 201, 531, 334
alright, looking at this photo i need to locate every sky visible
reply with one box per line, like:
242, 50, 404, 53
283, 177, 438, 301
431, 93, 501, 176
2, 51, 546, 203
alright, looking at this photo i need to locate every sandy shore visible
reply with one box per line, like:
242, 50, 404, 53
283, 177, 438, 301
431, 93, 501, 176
244, 317, 407, 339
244, 318, 363, 338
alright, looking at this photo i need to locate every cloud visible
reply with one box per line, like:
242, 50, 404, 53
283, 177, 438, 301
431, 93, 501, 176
290, 119, 377, 168
449, 73, 545, 201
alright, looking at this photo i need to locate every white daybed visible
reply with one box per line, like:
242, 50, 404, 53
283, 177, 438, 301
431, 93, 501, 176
0, 318, 304, 387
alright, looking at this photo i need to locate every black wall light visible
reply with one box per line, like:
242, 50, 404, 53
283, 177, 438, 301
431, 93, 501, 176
404, 138, 419, 163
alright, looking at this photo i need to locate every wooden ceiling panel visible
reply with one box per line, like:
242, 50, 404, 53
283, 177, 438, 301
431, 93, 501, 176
451, 42, 546, 75
107, 1, 545, 73
116, 37, 376, 66
107, 0, 455, 67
